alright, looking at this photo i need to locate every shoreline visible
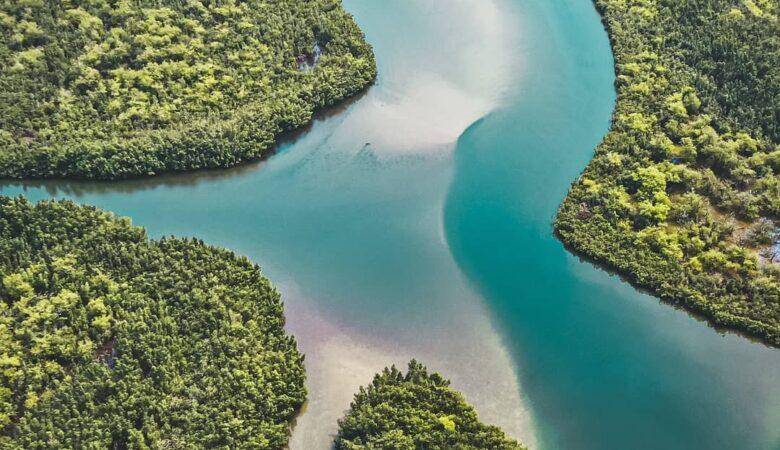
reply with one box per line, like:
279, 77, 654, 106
0, 82, 376, 189
554, 226, 780, 348
552, 0, 780, 349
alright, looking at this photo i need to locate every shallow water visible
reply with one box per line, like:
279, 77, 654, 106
2, 1, 779, 449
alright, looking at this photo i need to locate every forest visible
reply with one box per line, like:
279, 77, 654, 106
335, 360, 524, 450
556, 0, 780, 344
0, 0, 376, 179
0, 196, 306, 448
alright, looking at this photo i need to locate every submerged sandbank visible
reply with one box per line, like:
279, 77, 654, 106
284, 274, 537, 449
278, 0, 536, 447
326, 0, 520, 154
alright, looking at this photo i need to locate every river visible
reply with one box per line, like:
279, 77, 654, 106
2, 1, 779, 449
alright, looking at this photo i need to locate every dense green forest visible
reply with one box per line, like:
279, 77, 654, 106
556, 0, 780, 343
0, 0, 376, 179
335, 361, 524, 450
0, 196, 305, 448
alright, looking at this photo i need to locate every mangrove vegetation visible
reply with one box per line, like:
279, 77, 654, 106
335, 360, 525, 450
0, 0, 376, 179
0, 196, 305, 448
556, 0, 780, 344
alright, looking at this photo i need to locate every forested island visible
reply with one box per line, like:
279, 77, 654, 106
0, 0, 376, 179
556, 0, 780, 344
0, 197, 305, 448
336, 361, 524, 450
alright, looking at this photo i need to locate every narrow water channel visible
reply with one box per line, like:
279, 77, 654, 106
1, 1, 778, 449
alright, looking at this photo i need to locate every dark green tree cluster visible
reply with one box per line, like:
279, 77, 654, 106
0, 0, 376, 179
0, 196, 305, 448
335, 360, 525, 450
556, 0, 779, 344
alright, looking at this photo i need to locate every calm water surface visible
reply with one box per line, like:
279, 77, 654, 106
2, 1, 779, 449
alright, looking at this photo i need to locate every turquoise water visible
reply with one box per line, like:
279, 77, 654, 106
2, 1, 779, 449
443, 2, 780, 449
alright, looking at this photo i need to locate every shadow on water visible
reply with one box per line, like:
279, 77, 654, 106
0, 86, 372, 198
557, 236, 779, 348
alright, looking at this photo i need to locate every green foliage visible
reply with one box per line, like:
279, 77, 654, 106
556, 0, 780, 344
335, 360, 524, 450
0, 196, 305, 448
0, 0, 376, 179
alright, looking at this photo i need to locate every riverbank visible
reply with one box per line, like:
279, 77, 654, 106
555, 0, 780, 346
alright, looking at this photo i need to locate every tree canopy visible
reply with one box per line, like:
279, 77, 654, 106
335, 360, 525, 450
556, 0, 779, 344
0, 0, 376, 179
0, 196, 305, 448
